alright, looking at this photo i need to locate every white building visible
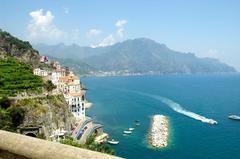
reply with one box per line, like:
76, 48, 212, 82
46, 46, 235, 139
33, 68, 48, 77
65, 93, 85, 119
51, 71, 62, 84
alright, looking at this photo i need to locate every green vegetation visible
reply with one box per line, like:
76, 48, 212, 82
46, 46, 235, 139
0, 96, 11, 109
0, 29, 34, 51
60, 135, 115, 155
0, 105, 25, 132
0, 56, 44, 97
44, 80, 56, 92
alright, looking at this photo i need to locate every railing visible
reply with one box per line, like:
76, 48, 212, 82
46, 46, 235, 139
0, 130, 122, 159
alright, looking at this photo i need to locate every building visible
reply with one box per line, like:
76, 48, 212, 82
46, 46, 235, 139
65, 92, 85, 119
40, 56, 48, 63
58, 75, 81, 94
33, 68, 49, 77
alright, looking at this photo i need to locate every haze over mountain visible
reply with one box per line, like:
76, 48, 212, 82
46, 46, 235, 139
34, 38, 236, 75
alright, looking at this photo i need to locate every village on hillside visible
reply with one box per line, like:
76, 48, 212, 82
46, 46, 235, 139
33, 55, 109, 144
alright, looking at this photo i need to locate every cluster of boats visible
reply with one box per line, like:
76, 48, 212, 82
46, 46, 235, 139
107, 115, 240, 146
123, 120, 140, 135
107, 120, 140, 145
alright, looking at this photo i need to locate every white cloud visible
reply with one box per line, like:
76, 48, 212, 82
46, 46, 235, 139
27, 9, 66, 43
115, 19, 128, 27
91, 35, 115, 48
86, 29, 102, 38
92, 19, 128, 48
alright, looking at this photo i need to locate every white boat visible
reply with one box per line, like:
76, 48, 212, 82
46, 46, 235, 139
136, 123, 140, 126
107, 139, 119, 145
128, 128, 135, 131
229, 115, 240, 121
208, 120, 218, 125
123, 130, 132, 134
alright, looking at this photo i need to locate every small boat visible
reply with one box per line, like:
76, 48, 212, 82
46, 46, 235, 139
123, 130, 132, 134
228, 115, 240, 121
135, 123, 140, 126
135, 120, 140, 123
208, 120, 218, 125
128, 128, 135, 131
107, 139, 119, 145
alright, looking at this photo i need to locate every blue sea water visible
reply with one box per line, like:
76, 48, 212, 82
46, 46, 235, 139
82, 74, 240, 159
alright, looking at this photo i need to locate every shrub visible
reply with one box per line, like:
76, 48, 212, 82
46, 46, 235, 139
0, 96, 11, 109
7, 106, 25, 128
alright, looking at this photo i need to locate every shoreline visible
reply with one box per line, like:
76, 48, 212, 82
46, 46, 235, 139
149, 115, 169, 148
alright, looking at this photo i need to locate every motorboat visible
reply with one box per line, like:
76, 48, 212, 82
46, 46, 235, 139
208, 119, 218, 125
107, 139, 119, 145
123, 130, 132, 134
228, 115, 240, 121
128, 128, 135, 131
135, 123, 140, 126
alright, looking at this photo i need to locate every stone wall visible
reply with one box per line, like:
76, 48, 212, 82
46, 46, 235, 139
0, 130, 122, 159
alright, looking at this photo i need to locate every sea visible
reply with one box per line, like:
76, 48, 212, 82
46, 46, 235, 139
81, 74, 240, 159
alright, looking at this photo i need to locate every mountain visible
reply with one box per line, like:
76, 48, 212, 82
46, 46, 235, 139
0, 29, 41, 67
34, 38, 236, 75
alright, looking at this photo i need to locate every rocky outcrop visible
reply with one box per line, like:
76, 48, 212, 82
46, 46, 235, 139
14, 95, 75, 139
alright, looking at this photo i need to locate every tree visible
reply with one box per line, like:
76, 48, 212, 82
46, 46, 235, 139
0, 108, 12, 131
7, 106, 25, 128
44, 80, 56, 92
0, 96, 11, 109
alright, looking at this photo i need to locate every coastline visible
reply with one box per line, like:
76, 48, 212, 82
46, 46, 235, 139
149, 115, 169, 148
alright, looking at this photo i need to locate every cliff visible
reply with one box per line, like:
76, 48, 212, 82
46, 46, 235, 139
13, 95, 75, 139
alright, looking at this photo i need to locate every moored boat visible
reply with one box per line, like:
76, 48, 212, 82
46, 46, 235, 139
136, 123, 140, 126
107, 139, 119, 145
123, 130, 132, 134
128, 127, 135, 131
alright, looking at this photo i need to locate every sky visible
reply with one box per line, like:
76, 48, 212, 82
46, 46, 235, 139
0, 0, 240, 70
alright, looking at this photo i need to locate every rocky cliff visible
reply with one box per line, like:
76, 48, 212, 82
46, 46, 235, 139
13, 95, 75, 139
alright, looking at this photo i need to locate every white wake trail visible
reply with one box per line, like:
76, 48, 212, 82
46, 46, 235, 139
133, 91, 217, 124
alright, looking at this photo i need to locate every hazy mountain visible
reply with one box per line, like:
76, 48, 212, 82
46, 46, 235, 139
34, 38, 236, 75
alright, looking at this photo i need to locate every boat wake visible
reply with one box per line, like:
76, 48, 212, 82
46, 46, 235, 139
131, 90, 217, 124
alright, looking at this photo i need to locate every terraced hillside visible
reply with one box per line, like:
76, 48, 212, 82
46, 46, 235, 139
0, 56, 43, 97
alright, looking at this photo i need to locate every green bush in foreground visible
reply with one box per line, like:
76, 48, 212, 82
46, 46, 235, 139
60, 135, 115, 155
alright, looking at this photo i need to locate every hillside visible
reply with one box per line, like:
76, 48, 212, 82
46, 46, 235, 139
0, 30, 74, 138
0, 29, 41, 67
35, 38, 236, 75
0, 57, 43, 97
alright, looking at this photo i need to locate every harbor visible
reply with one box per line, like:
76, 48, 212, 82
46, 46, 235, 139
149, 115, 169, 148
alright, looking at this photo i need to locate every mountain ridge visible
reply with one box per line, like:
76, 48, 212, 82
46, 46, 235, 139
34, 38, 236, 75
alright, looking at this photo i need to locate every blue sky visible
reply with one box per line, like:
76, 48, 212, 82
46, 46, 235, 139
1, 0, 240, 70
